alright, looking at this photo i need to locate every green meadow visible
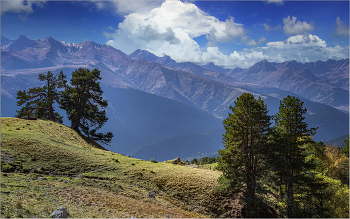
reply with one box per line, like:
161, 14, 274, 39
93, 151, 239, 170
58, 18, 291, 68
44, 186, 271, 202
1, 117, 238, 218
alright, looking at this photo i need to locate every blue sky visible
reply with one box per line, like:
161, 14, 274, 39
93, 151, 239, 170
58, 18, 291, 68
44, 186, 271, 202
1, 0, 349, 68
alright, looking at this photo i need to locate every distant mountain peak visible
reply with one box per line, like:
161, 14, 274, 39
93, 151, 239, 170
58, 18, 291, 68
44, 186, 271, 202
4, 34, 35, 50
203, 62, 218, 68
44, 36, 57, 42
250, 59, 277, 72
129, 49, 159, 62
201, 62, 230, 74
18, 34, 28, 39
206, 62, 215, 66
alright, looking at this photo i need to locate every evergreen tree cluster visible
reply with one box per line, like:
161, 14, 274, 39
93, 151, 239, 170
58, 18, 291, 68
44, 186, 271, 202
216, 93, 349, 218
16, 68, 113, 144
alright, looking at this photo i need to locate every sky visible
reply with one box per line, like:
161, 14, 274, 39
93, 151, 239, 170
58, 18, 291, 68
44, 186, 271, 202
1, 0, 349, 68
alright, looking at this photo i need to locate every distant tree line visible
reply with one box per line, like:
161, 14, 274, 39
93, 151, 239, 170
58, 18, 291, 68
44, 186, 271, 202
191, 156, 219, 165
215, 93, 349, 218
16, 68, 113, 144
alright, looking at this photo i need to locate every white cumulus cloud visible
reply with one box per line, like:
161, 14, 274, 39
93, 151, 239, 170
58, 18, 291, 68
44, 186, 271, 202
105, 0, 264, 57
336, 17, 349, 37
1, 0, 47, 19
283, 15, 314, 35
112, 0, 164, 15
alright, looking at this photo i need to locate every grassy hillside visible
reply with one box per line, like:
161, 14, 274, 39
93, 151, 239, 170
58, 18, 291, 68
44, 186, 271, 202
1, 117, 245, 218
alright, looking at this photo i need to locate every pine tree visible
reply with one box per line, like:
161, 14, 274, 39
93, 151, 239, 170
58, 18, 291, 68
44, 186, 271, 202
216, 93, 271, 217
59, 68, 113, 144
267, 95, 329, 217
340, 135, 349, 157
16, 71, 65, 123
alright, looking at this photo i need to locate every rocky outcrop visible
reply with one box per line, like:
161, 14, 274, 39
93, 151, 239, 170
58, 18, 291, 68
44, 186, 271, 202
172, 157, 181, 164
50, 207, 68, 218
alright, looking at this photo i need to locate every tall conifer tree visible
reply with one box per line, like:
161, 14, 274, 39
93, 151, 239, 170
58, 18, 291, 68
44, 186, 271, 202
216, 93, 271, 217
267, 95, 329, 217
340, 136, 349, 157
59, 68, 113, 144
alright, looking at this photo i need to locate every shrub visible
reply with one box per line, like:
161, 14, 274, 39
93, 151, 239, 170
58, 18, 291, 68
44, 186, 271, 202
316, 173, 349, 218
150, 159, 158, 163
191, 158, 198, 164
1, 162, 15, 172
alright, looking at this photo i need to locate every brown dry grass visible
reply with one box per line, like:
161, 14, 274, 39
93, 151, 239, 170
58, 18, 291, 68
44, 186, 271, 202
50, 184, 206, 218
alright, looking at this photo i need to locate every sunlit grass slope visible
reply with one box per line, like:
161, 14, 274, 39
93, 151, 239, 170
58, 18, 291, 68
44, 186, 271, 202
1, 117, 232, 218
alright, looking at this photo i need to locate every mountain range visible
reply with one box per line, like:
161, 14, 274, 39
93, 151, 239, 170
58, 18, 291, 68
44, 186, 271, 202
130, 49, 349, 111
1, 35, 349, 160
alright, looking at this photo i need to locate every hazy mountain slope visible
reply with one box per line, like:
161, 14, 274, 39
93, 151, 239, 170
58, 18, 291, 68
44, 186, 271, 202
1, 36, 132, 70
319, 63, 349, 91
6, 34, 36, 50
129, 132, 223, 161
230, 59, 349, 109
325, 134, 349, 148
101, 87, 223, 156
1, 36, 15, 50
129, 49, 237, 84
201, 62, 231, 74
275, 58, 349, 76
225, 67, 245, 77
275, 59, 349, 91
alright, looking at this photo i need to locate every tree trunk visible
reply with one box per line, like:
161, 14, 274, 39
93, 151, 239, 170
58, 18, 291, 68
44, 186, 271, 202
71, 121, 80, 133
48, 104, 55, 121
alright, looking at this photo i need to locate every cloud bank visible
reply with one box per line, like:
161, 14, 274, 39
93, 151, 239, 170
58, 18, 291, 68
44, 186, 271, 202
103, 0, 347, 69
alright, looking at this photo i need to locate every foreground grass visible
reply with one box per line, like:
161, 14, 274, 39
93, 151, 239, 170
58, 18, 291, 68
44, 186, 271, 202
1, 117, 237, 218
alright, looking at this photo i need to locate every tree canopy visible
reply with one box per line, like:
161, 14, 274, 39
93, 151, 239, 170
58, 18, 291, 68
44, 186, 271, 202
16, 71, 64, 123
